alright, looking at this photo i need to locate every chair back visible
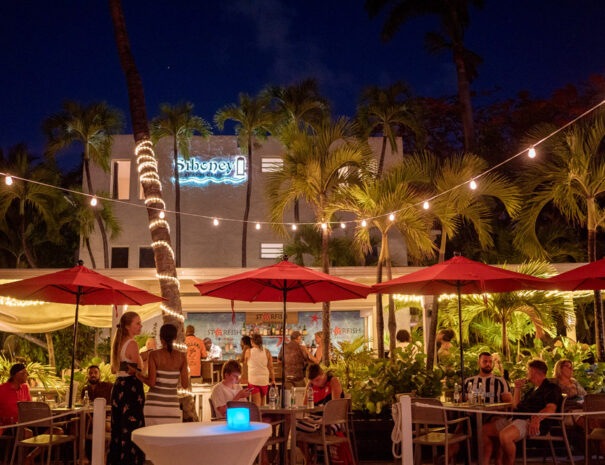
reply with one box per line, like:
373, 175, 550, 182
201, 362, 214, 382
226, 401, 261, 422
411, 397, 446, 425
208, 398, 218, 420
17, 402, 52, 428
322, 399, 349, 427
585, 393, 605, 421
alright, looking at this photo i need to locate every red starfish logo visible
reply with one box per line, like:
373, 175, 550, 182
333, 327, 342, 335
311, 313, 320, 324
214, 328, 223, 337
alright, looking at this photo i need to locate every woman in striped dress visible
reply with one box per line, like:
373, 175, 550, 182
132, 324, 188, 425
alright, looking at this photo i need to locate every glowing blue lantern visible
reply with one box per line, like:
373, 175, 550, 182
227, 407, 250, 430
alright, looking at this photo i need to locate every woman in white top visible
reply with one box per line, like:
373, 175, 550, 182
108, 311, 145, 465
243, 334, 275, 406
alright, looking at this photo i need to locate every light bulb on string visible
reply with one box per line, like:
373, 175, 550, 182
528, 147, 536, 159
320, 223, 327, 230
340, 222, 346, 229
159, 211, 165, 219
90, 196, 98, 207
5, 176, 13, 186
389, 213, 395, 221
469, 180, 477, 190
361, 220, 367, 227
213, 218, 219, 226
255, 223, 261, 230
291, 224, 297, 231
423, 201, 429, 210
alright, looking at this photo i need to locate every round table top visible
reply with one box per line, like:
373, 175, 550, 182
133, 421, 270, 442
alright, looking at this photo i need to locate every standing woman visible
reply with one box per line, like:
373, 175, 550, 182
239, 335, 252, 385
244, 334, 275, 406
133, 324, 188, 425
108, 311, 145, 465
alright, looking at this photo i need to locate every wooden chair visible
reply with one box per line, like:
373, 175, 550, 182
585, 393, 605, 465
296, 398, 355, 465
10, 402, 77, 465
208, 398, 219, 421
227, 401, 287, 465
521, 396, 575, 465
411, 397, 472, 465
201, 361, 215, 384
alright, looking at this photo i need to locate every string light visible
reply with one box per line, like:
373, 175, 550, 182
174, 342, 187, 351
149, 219, 170, 232
255, 223, 261, 230
321, 222, 327, 230
159, 211, 165, 219
156, 273, 180, 289
161, 303, 185, 321
151, 241, 175, 261
0, 296, 46, 307
389, 213, 395, 221
90, 197, 98, 207
213, 218, 219, 226
469, 180, 477, 190
423, 201, 429, 210
340, 222, 346, 229
528, 147, 536, 158
361, 220, 367, 227
5, 176, 13, 186
291, 224, 297, 231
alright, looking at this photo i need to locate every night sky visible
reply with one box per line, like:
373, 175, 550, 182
1, 1, 604, 170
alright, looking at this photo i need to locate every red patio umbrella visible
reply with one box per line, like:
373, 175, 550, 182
195, 256, 372, 407
547, 258, 605, 290
373, 255, 549, 393
0, 261, 165, 407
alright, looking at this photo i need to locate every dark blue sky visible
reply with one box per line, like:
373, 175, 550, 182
1, 1, 604, 169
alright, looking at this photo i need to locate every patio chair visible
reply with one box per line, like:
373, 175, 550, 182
411, 397, 472, 465
296, 398, 355, 465
227, 401, 287, 465
585, 393, 605, 465
521, 396, 574, 465
10, 401, 77, 465
208, 398, 219, 421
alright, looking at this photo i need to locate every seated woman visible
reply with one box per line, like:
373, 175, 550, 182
552, 359, 586, 402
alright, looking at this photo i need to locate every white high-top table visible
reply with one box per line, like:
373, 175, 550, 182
132, 421, 271, 465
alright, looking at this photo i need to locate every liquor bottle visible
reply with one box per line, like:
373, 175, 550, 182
241, 322, 246, 336
302, 325, 307, 336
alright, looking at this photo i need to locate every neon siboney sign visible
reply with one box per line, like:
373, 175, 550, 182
174, 156, 247, 186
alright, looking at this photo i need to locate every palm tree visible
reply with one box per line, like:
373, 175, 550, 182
150, 103, 211, 267
0, 145, 64, 268
439, 262, 573, 360
267, 118, 373, 363
514, 114, 605, 359
332, 165, 436, 356
356, 81, 425, 176
365, 0, 484, 151
268, 79, 330, 223
215, 93, 273, 267
108, 0, 184, 332
406, 150, 521, 368
43, 101, 123, 268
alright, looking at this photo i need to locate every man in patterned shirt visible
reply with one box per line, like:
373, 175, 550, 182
465, 352, 512, 404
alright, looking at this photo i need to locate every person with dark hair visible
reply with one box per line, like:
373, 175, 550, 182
279, 330, 315, 388
185, 325, 207, 382
203, 337, 222, 360
243, 334, 275, 406
483, 359, 562, 465
210, 360, 250, 418
465, 353, 511, 404
306, 364, 343, 406
436, 329, 455, 362
108, 311, 145, 465
0, 364, 31, 431
239, 336, 252, 384
131, 324, 188, 426
396, 329, 418, 357
80, 365, 113, 404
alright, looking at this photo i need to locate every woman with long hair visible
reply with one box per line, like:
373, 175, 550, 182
239, 335, 252, 384
108, 311, 145, 465
243, 334, 275, 406
132, 324, 188, 425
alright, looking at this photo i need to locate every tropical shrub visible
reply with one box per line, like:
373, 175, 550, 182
0, 354, 60, 387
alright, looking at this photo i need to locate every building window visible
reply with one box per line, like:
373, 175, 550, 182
111, 247, 129, 268
260, 243, 284, 259
139, 247, 155, 268
261, 157, 283, 173
111, 160, 131, 200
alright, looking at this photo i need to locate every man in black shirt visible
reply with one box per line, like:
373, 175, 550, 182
482, 359, 561, 465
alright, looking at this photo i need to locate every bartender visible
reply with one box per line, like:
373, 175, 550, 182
204, 337, 223, 360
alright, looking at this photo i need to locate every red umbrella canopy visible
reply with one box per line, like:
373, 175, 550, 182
195, 260, 372, 303
548, 258, 605, 291
0, 264, 164, 305
373, 256, 548, 295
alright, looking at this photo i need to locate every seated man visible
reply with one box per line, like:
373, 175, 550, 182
465, 352, 512, 404
80, 365, 113, 404
210, 360, 250, 419
483, 359, 561, 465
0, 364, 31, 431
204, 337, 223, 360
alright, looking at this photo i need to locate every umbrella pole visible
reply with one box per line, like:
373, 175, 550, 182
281, 283, 287, 408
68, 287, 82, 409
457, 283, 465, 398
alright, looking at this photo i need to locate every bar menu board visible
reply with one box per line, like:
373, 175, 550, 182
184, 311, 364, 358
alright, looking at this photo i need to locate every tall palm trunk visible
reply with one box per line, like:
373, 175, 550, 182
173, 137, 182, 267
587, 198, 605, 359
453, 45, 474, 152
20, 213, 36, 267
383, 234, 396, 356
375, 258, 385, 358
85, 238, 97, 269
241, 136, 253, 267
501, 318, 510, 361
294, 200, 300, 224
321, 208, 331, 365
45, 333, 56, 368
377, 136, 387, 178
108, 0, 184, 335
426, 227, 448, 369
84, 156, 110, 268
